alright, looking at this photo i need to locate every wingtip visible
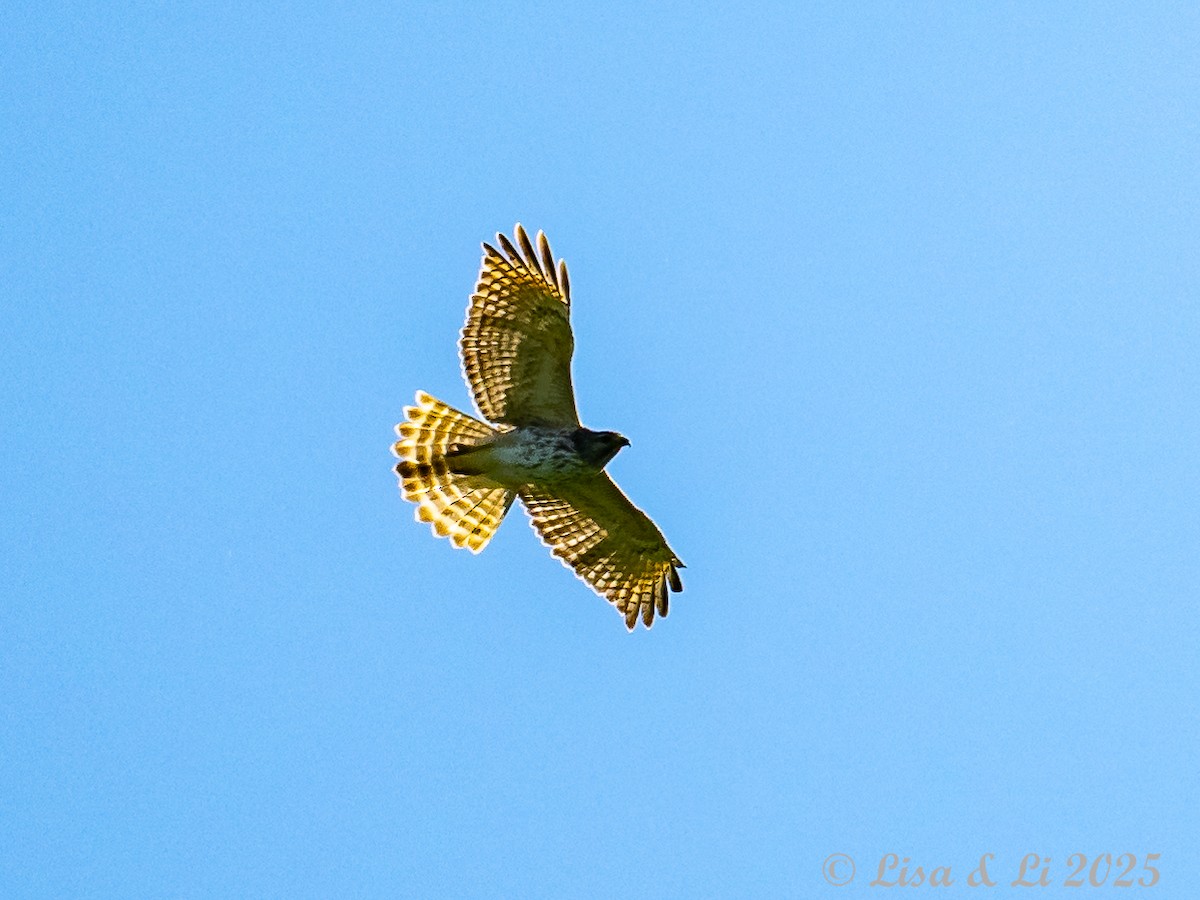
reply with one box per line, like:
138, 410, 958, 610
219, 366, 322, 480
496, 231, 521, 264
515, 224, 540, 274
668, 566, 683, 593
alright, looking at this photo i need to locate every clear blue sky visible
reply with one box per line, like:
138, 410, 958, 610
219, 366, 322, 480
3, 3, 1197, 897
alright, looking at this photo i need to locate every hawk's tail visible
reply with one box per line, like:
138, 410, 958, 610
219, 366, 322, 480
392, 391, 515, 553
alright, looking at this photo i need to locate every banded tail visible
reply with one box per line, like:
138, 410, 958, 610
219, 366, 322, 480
392, 391, 515, 552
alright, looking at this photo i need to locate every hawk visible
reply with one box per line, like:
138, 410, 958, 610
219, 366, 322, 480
392, 224, 684, 629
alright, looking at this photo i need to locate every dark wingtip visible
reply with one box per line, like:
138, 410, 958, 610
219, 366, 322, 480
538, 231, 556, 287
496, 231, 521, 263
516, 224, 539, 273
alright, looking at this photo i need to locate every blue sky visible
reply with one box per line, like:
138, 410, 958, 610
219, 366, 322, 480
3, 3, 1197, 897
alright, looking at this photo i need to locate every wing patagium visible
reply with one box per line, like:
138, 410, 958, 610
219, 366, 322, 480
519, 475, 685, 629
461, 224, 579, 428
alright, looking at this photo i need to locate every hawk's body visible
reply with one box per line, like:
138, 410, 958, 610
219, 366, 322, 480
393, 225, 683, 629
447, 426, 626, 484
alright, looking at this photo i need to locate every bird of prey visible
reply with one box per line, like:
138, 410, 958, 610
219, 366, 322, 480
392, 224, 683, 629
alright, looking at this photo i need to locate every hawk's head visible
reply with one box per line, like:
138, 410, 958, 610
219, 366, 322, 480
572, 428, 630, 470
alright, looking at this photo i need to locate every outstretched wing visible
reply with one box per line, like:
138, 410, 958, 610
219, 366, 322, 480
519, 474, 684, 630
461, 224, 580, 428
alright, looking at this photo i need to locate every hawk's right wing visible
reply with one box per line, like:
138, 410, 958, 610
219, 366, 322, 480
461, 224, 580, 428
519, 474, 684, 630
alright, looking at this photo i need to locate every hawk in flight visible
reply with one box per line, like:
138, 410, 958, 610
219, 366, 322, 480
392, 224, 684, 629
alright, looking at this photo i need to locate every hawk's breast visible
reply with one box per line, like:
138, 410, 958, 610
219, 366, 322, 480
486, 427, 593, 485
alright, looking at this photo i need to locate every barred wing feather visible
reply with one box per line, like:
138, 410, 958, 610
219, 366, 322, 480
461, 224, 579, 428
519, 474, 684, 630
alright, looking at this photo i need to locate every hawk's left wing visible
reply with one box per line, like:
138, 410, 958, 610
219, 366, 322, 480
461, 224, 580, 428
519, 474, 684, 630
